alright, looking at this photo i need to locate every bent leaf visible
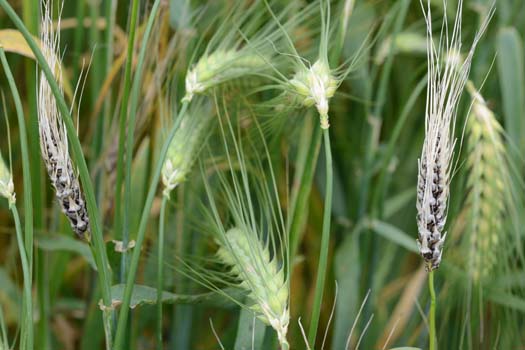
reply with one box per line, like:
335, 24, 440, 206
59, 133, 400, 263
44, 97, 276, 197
109, 284, 240, 309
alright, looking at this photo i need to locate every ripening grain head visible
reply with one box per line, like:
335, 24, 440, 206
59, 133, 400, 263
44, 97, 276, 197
416, 0, 493, 270
465, 83, 508, 282
38, 0, 90, 240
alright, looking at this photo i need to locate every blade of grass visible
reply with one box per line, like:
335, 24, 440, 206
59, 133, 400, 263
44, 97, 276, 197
113, 100, 189, 350
9, 205, 33, 350
114, 0, 141, 283
0, 48, 34, 350
0, 2, 114, 347
307, 128, 333, 347
157, 196, 167, 349
496, 27, 524, 156
289, 115, 321, 260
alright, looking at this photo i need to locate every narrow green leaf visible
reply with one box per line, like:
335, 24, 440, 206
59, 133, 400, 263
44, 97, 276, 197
332, 230, 361, 349
109, 284, 239, 309
497, 27, 525, 154
234, 309, 266, 350
369, 219, 418, 253
36, 235, 96, 270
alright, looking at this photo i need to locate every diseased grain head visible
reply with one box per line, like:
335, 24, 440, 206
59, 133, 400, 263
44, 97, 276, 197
416, 0, 494, 270
38, 0, 90, 241
0, 152, 15, 205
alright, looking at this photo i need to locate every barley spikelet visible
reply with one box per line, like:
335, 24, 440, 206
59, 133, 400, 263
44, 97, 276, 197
416, 0, 493, 270
162, 99, 213, 197
0, 152, 15, 205
289, 60, 337, 129
182, 50, 266, 103
465, 84, 506, 282
217, 227, 289, 348
38, 0, 90, 240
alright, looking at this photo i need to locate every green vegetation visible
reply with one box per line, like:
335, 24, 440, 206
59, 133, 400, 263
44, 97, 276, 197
0, 0, 523, 349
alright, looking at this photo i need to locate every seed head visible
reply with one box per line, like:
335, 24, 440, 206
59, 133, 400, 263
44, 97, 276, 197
217, 227, 289, 347
38, 0, 90, 240
289, 60, 337, 129
182, 52, 266, 103
465, 83, 507, 282
162, 100, 213, 197
416, 0, 493, 270
0, 153, 15, 205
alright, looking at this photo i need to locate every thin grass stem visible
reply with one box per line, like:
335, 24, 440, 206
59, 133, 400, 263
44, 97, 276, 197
157, 196, 168, 349
10, 205, 33, 350
115, 0, 141, 283
113, 101, 189, 350
0, 2, 114, 347
0, 48, 34, 350
429, 270, 437, 350
307, 128, 333, 347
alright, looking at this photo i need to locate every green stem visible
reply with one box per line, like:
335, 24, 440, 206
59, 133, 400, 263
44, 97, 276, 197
0, 48, 34, 350
0, 2, 114, 347
429, 270, 437, 350
10, 205, 33, 350
0, 50, 34, 263
157, 196, 168, 349
289, 118, 322, 260
114, 0, 141, 272
113, 101, 189, 350
307, 128, 333, 347
122, 0, 161, 286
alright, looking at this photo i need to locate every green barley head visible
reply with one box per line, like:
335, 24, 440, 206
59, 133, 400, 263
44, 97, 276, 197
0, 152, 15, 205
262, 0, 363, 129
162, 98, 214, 197
465, 83, 508, 282
178, 102, 290, 348
216, 227, 289, 347
181, 1, 301, 103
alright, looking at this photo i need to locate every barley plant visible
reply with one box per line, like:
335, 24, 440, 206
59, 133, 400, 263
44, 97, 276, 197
0, 0, 524, 349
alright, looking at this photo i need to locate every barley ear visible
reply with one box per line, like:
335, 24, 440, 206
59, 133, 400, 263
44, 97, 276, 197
38, 0, 90, 240
289, 60, 337, 129
416, 0, 493, 270
182, 50, 266, 103
161, 99, 213, 197
217, 227, 290, 348
465, 83, 507, 282
0, 153, 15, 205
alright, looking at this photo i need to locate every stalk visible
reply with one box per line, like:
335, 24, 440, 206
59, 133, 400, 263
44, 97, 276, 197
0, 2, 114, 347
157, 196, 168, 349
20, 2, 46, 345
428, 270, 437, 350
289, 118, 322, 260
0, 48, 34, 350
307, 128, 333, 347
113, 101, 189, 350
114, 0, 141, 283
10, 206, 33, 350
